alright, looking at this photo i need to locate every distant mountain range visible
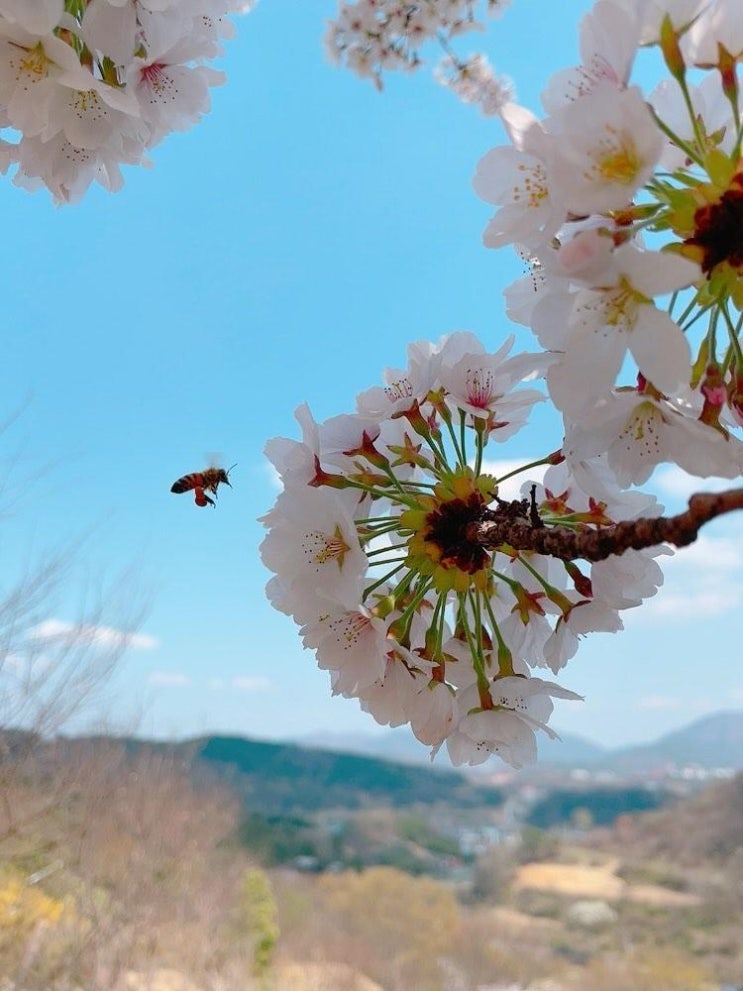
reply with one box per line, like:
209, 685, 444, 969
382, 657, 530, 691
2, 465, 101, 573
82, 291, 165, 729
1, 729, 505, 818
299, 710, 743, 774
192, 735, 504, 815
598, 711, 743, 773
6, 711, 740, 828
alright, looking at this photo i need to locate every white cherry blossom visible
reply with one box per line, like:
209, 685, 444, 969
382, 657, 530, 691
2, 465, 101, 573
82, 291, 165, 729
408, 678, 457, 746
547, 85, 663, 215
546, 244, 700, 420
127, 54, 224, 145
435, 52, 513, 116
438, 333, 547, 434
543, 599, 623, 674
259, 485, 368, 613
564, 388, 743, 485
0, 0, 249, 200
360, 655, 434, 729
541, 0, 639, 114
356, 338, 440, 419
262, 1, 743, 768
264, 404, 321, 487
447, 711, 539, 768
649, 72, 733, 170
683, 0, 743, 64
301, 603, 391, 697
473, 104, 563, 250
0, 0, 63, 36
591, 547, 668, 610
612, 0, 710, 46
0, 25, 84, 137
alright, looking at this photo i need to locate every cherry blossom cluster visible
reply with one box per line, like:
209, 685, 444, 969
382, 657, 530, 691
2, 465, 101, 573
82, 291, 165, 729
261, 332, 667, 768
0, 0, 251, 202
475, 0, 743, 487
326, 0, 512, 114
264, 0, 743, 768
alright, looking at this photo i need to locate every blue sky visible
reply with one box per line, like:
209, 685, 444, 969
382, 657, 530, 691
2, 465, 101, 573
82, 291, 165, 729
2, 0, 742, 752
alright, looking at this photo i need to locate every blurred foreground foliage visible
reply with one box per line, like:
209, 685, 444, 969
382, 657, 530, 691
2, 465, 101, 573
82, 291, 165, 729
0, 735, 741, 990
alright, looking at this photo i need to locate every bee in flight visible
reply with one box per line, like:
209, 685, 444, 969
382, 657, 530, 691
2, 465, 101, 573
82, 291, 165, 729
170, 465, 235, 508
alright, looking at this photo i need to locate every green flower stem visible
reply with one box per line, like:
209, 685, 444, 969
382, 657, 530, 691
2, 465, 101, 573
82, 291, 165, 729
678, 297, 715, 335
495, 454, 560, 487
459, 593, 492, 702
671, 71, 708, 161
387, 575, 437, 644
459, 410, 469, 471
340, 477, 421, 509
363, 563, 407, 599
427, 594, 448, 662
365, 544, 408, 557
516, 554, 574, 614
648, 105, 703, 168
720, 301, 743, 366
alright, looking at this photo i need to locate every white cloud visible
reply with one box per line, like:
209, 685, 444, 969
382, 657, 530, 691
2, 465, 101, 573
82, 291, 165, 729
652, 466, 736, 502
660, 532, 743, 573
644, 587, 743, 620
637, 695, 681, 711
30, 619, 159, 651
207, 677, 225, 691
231, 676, 270, 692
148, 672, 190, 687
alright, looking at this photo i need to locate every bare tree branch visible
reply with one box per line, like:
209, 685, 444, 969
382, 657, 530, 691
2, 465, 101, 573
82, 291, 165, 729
467, 488, 743, 563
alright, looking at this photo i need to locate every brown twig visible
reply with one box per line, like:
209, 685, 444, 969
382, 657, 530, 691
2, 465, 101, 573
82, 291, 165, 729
466, 488, 743, 562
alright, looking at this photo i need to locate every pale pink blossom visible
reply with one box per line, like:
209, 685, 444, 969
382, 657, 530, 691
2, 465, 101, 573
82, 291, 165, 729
564, 389, 743, 485
356, 339, 440, 419
473, 103, 564, 250
683, 0, 743, 63
546, 245, 700, 419
612, 0, 710, 45
0, 0, 63, 35
541, 0, 639, 114
547, 85, 664, 215
259, 485, 368, 612
301, 604, 390, 696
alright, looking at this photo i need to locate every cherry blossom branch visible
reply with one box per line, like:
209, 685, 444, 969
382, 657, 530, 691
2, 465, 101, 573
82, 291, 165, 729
468, 488, 743, 562
325, 0, 513, 113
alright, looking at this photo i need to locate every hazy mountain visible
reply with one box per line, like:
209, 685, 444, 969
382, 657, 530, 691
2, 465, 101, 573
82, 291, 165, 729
537, 730, 610, 766
602, 711, 743, 773
299, 726, 609, 769
298, 728, 437, 766
193, 735, 503, 815
299, 711, 743, 774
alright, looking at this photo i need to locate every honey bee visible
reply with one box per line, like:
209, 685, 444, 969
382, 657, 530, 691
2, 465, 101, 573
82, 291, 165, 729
170, 465, 235, 508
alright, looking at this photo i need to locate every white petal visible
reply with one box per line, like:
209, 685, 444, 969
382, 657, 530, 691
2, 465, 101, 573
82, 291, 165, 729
629, 307, 691, 396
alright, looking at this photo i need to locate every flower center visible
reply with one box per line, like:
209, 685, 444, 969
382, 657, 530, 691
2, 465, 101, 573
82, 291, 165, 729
384, 376, 413, 403
20, 43, 52, 82
302, 525, 350, 569
141, 62, 168, 92
422, 492, 490, 573
515, 162, 549, 209
464, 367, 497, 409
593, 127, 640, 186
686, 174, 743, 275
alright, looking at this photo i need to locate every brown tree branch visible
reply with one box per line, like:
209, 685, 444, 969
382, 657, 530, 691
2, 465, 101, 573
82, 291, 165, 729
467, 488, 743, 562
